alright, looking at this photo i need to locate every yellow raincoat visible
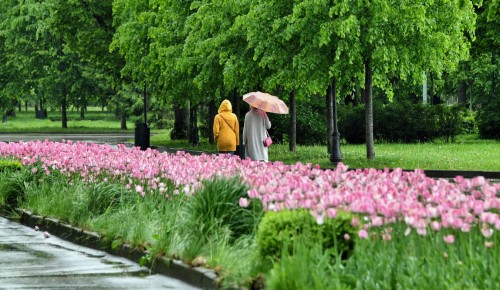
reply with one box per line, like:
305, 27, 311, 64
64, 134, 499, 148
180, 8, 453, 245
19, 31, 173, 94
213, 100, 239, 152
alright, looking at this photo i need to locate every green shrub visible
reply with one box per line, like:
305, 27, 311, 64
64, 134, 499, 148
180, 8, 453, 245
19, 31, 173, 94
340, 100, 473, 143
256, 209, 357, 262
0, 170, 26, 207
271, 97, 327, 145
477, 97, 500, 139
180, 176, 263, 243
459, 109, 478, 135
0, 160, 25, 207
266, 239, 352, 290
338, 104, 365, 144
0, 159, 22, 172
85, 182, 136, 216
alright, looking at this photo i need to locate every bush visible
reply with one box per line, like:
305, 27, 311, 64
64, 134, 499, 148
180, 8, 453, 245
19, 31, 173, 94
459, 109, 478, 135
256, 209, 357, 263
476, 98, 500, 139
271, 97, 327, 145
266, 239, 350, 290
375, 100, 439, 143
85, 182, 136, 216
340, 100, 474, 143
180, 176, 263, 242
0, 172, 26, 208
338, 104, 365, 144
0, 159, 22, 172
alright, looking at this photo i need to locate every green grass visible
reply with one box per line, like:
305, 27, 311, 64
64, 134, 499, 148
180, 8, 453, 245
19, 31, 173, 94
264, 224, 500, 290
3, 109, 499, 171
0, 109, 134, 133
2, 166, 498, 289
150, 134, 500, 172
0, 169, 261, 287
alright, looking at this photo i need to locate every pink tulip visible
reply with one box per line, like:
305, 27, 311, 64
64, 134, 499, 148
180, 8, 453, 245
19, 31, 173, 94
443, 235, 455, 244
358, 229, 368, 239
431, 221, 441, 231
481, 224, 493, 238
239, 198, 250, 208
326, 208, 337, 219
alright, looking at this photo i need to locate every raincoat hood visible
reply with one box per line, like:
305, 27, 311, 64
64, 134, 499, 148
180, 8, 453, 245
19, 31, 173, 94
218, 99, 232, 113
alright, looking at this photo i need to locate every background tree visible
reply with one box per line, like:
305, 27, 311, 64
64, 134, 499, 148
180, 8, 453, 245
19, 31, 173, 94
316, 0, 476, 159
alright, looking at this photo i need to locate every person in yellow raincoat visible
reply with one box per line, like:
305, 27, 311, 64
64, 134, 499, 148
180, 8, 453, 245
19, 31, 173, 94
213, 99, 239, 154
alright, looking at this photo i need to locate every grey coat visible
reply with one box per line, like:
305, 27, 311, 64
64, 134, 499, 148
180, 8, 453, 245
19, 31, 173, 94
242, 108, 271, 161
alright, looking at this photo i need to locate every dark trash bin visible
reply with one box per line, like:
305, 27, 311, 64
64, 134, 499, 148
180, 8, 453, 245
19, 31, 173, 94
135, 122, 150, 150
35, 109, 47, 119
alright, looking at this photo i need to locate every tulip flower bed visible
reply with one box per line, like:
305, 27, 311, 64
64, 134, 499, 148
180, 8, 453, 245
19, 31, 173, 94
1, 140, 499, 288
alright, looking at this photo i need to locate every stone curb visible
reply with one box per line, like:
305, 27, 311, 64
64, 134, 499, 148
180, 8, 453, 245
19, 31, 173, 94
6, 208, 226, 290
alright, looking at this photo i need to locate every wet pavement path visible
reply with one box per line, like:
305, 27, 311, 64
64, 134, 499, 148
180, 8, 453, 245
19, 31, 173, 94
0, 216, 200, 290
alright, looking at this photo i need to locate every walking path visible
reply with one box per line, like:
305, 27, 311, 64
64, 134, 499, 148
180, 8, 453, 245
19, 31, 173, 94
0, 216, 200, 290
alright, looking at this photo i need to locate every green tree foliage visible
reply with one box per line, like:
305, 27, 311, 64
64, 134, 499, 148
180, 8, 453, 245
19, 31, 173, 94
49, 0, 123, 118
316, 0, 476, 159
0, 0, 119, 127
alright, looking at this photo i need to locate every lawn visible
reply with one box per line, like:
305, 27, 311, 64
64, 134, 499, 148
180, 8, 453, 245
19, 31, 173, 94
150, 134, 500, 172
2, 108, 499, 171
0, 109, 135, 133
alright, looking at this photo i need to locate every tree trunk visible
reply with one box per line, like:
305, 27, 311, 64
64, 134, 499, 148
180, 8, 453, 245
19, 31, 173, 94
120, 111, 127, 130
171, 102, 189, 139
61, 90, 68, 129
208, 100, 216, 145
326, 84, 333, 154
491, 51, 496, 100
458, 81, 467, 105
233, 89, 241, 120
364, 59, 375, 160
80, 95, 86, 119
289, 89, 296, 152
189, 102, 199, 146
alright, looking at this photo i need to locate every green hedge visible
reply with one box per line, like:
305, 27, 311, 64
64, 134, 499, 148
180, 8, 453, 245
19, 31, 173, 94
477, 97, 500, 139
0, 160, 24, 207
0, 159, 22, 172
256, 209, 357, 262
339, 102, 475, 144
269, 97, 477, 145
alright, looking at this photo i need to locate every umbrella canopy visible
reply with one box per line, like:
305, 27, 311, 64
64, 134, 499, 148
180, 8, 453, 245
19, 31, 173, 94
242, 91, 289, 114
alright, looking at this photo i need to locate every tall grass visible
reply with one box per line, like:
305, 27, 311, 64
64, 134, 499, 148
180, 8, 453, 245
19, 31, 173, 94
0, 167, 264, 286
265, 224, 500, 289
1, 159, 498, 289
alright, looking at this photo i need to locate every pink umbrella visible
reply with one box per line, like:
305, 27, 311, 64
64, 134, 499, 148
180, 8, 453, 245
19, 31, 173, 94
242, 91, 289, 114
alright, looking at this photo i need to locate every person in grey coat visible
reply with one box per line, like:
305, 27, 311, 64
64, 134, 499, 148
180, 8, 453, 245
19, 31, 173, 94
242, 106, 271, 161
